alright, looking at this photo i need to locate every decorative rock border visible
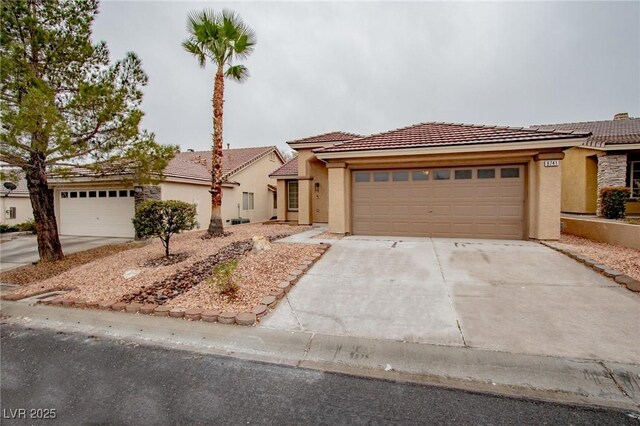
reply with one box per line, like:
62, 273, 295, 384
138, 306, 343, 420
541, 242, 640, 293
34, 242, 332, 326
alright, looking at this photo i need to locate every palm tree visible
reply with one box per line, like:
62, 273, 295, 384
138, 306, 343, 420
182, 9, 256, 236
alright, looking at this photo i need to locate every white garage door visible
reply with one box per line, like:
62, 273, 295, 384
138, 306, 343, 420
59, 188, 135, 238
352, 165, 525, 240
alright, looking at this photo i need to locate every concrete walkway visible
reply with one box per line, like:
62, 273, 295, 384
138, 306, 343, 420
265, 235, 640, 365
0, 235, 132, 271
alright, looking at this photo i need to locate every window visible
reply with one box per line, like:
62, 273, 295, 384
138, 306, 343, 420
287, 181, 299, 210
98, 191, 107, 198
433, 170, 450, 180
501, 168, 520, 178
88, 191, 96, 198
61, 192, 69, 198
79, 191, 87, 198
6, 207, 16, 219
412, 170, 429, 181
455, 170, 472, 180
108, 190, 117, 197
392, 171, 409, 181
373, 172, 389, 182
70, 192, 78, 198
630, 161, 640, 198
477, 169, 496, 179
242, 192, 254, 210
129, 190, 135, 197
273, 192, 277, 209
119, 190, 128, 197
354, 172, 370, 182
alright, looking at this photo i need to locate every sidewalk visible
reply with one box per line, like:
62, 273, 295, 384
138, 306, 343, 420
1, 300, 638, 412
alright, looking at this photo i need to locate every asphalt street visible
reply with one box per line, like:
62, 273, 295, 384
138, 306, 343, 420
1, 324, 637, 425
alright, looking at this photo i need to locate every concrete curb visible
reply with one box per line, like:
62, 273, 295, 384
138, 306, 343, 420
1, 301, 638, 413
540, 241, 640, 293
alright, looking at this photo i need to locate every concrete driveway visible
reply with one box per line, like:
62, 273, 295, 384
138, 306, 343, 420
263, 233, 640, 364
0, 235, 132, 272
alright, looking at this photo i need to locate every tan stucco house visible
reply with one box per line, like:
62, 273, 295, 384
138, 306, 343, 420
270, 123, 590, 240
1, 171, 33, 226
49, 146, 283, 238
533, 114, 640, 216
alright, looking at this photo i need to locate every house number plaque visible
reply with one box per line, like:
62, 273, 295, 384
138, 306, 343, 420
543, 160, 560, 167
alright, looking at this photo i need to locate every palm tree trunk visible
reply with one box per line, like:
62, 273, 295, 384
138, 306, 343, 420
207, 66, 225, 235
25, 152, 64, 262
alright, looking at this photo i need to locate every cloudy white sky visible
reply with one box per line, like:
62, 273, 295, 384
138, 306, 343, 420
94, 1, 640, 152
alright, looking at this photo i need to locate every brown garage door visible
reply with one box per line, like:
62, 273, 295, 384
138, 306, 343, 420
352, 166, 524, 239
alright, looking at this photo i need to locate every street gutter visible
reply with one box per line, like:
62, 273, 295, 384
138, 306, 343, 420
1, 300, 638, 413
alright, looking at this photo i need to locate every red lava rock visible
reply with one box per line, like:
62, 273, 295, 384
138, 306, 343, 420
125, 303, 141, 313
62, 298, 76, 307
111, 302, 126, 312
154, 305, 171, 316
139, 304, 157, 315
87, 301, 99, 309
75, 300, 87, 308
218, 311, 236, 324
169, 307, 186, 318
260, 295, 277, 307
201, 310, 220, 322
184, 308, 202, 321
269, 288, 284, 299
251, 304, 268, 317
236, 312, 256, 326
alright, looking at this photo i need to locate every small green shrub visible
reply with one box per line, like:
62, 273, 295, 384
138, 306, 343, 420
599, 186, 631, 219
0, 224, 18, 233
207, 259, 240, 296
132, 200, 197, 257
16, 219, 36, 233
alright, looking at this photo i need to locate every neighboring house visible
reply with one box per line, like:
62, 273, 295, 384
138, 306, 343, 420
0, 172, 33, 226
270, 124, 590, 240
532, 113, 640, 216
49, 146, 283, 238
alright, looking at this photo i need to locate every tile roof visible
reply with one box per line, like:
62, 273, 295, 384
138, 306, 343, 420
316, 122, 590, 153
269, 156, 298, 177
530, 118, 640, 147
0, 169, 29, 196
287, 131, 363, 145
163, 146, 280, 181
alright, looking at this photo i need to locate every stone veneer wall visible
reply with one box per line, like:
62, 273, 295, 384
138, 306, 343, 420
134, 185, 161, 207
596, 154, 627, 216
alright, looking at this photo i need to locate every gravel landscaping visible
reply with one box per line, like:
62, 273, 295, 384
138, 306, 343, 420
5, 224, 311, 302
164, 242, 318, 312
0, 241, 143, 285
547, 233, 640, 281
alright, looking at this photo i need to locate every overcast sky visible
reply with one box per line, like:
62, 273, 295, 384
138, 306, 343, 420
93, 1, 640, 152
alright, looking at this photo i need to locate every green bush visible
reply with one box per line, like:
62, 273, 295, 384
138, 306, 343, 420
207, 259, 240, 296
16, 219, 36, 233
0, 224, 18, 233
132, 200, 197, 257
599, 186, 631, 219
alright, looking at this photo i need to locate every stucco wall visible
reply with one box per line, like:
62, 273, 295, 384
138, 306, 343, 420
561, 147, 598, 214
160, 181, 210, 230
561, 216, 640, 250
0, 196, 33, 225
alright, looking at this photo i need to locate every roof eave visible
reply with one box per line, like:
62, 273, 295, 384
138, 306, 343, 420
315, 137, 590, 160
